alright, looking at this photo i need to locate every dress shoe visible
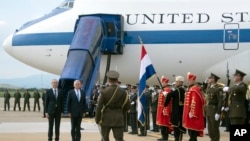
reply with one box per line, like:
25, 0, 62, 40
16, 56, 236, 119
128, 131, 137, 134
80, 127, 84, 130
138, 133, 146, 136
224, 130, 229, 132
157, 138, 167, 141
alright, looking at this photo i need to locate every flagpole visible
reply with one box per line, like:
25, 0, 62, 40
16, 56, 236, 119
138, 36, 164, 90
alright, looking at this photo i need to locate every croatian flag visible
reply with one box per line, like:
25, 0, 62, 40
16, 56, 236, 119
138, 45, 156, 125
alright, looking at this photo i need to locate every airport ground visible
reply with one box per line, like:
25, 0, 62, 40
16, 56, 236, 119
0, 98, 230, 141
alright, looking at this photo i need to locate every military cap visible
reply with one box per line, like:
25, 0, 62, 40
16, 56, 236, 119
153, 85, 160, 89
126, 84, 131, 87
161, 76, 169, 83
209, 73, 220, 81
187, 72, 196, 81
131, 85, 137, 89
175, 76, 184, 82
145, 85, 149, 88
106, 70, 119, 79
234, 69, 246, 77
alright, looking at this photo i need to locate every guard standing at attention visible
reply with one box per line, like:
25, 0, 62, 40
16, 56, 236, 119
95, 70, 130, 141
23, 89, 31, 111
156, 76, 173, 141
13, 89, 21, 111
33, 89, 41, 111
205, 73, 223, 141
223, 69, 248, 125
151, 85, 160, 132
3, 89, 11, 111
183, 72, 205, 141
165, 76, 186, 141
128, 85, 138, 134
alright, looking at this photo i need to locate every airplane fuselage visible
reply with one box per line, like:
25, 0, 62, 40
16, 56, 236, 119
3, 0, 250, 85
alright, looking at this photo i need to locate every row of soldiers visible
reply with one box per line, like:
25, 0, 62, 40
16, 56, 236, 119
124, 69, 250, 141
3, 89, 46, 112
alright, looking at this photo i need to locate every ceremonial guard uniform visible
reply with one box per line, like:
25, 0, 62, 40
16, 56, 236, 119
156, 76, 173, 141
13, 89, 21, 111
165, 76, 186, 141
129, 85, 138, 134
95, 70, 130, 141
226, 69, 248, 125
205, 73, 223, 141
151, 85, 160, 132
183, 72, 205, 141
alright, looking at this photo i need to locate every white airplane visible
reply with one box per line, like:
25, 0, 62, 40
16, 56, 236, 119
3, 0, 250, 87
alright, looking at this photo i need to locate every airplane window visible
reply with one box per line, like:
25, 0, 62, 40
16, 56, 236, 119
58, 1, 74, 9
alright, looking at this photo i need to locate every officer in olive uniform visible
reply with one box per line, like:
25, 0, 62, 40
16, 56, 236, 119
3, 89, 11, 111
33, 89, 41, 111
151, 85, 160, 132
13, 89, 21, 111
129, 85, 138, 134
205, 73, 223, 141
223, 69, 248, 125
95, 70, 130, 141
23, 89, 31, 111
144, 85, 152, 130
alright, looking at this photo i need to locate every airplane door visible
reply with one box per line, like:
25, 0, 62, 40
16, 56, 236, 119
223, 23, 239, 50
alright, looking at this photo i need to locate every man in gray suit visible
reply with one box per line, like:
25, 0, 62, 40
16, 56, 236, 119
95, 70, 130, 141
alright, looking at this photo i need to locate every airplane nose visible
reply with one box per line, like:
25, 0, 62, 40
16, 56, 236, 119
2, 34, 14, 56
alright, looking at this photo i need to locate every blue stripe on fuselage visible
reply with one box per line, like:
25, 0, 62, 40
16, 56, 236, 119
12, 29, 250, 46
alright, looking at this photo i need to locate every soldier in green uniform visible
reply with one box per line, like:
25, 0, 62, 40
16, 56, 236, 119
3, 89, 11, 111
95, 70, 130, 141
224, 69, 248, 125
33, 89, 41, 111
13, 89, 21, 111
205, 73, 223, 141
23, 89, 31, 111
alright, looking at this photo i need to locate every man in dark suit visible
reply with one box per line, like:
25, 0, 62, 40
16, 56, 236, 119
95, 70, 130, 141
67, 80, 86, 141
45, 79, 64, 141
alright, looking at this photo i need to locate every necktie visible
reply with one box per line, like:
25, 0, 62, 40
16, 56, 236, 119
54, 89, 57, 99
78, 90, 81, 101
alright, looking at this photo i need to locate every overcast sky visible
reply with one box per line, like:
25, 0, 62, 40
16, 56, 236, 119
0, 0, 63, 79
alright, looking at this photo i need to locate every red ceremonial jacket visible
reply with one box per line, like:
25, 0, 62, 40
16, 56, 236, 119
156, 87, 173, 131
183, 85, 205, 137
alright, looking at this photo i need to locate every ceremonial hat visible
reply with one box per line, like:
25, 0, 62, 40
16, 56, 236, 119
153, 85, 160, 89
126, 84, 131, 87
161, 76, 169, 83
187, 72, 196, 81
175, 76, 184, 82
209, 73, 220, 81
145, 85, 149, 88
106, 70, 119, 79
234, 69, 246, 77
131, 85, 137, 89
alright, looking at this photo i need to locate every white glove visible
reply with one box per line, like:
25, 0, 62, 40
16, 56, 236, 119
189, 112, 193, 118
130, 101, 135, 105
204, 77, 209, 83
215, 113, 220, 121
223, 87, 229, 92
224, 107, 229, 112
163, 91, 167, 97
171, 88, 175, 91
221, 107, 225, 111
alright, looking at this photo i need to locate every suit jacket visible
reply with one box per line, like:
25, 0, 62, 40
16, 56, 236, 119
67, 89, 86, 117
45, 88, 64, 115
95, 85, 130, 127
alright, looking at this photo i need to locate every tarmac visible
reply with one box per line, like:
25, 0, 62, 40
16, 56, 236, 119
0, 98, 230, 141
